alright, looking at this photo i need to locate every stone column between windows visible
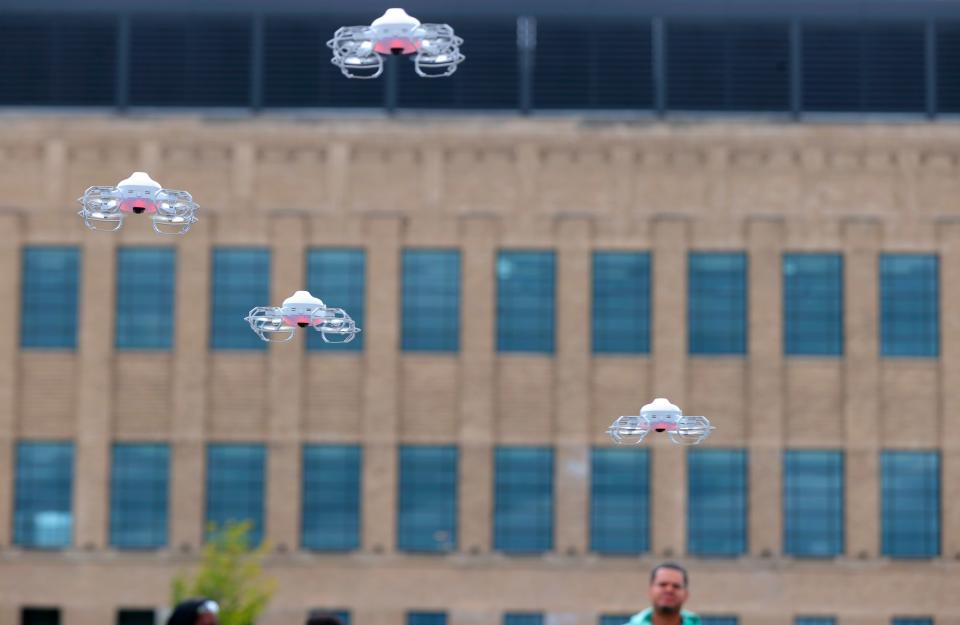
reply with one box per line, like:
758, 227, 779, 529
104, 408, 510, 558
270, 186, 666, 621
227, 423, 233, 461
938, 218, 960, 559
554, 215, 592, 555
361, 214, 402, 553
266, 213, 306, 552
169, 217, 212, 552
842, 217, 881, 559
650, 215, 689, 557
64, 604, 113, 625
73, 232, 116, 549
458, 214, 497, 554
747, 216, 785, 557
0, 214, 21, 547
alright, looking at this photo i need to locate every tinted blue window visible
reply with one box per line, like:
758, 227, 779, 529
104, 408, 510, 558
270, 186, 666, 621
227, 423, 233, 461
110, 443, 169, 549
599, 616, 633, 625
688, 253, 747, 355
306, 249, 365, 352
880, 254, 938, 357
593, 252, 651, 354
505, 614, 543, 625
783, 254, 843, 356
590, 448, 649, 554
402, 250, 460, 352
882, 451, 940, 558
408, 613, 446, 625
14, 441, 74, 548
210, 248, 270, 350
796, 619, 836, 625
497, 251, 555, 353
892, 619, 933, 625
398, 446, 457, 552
302, 445, 361, 551
21, 247, 80, 349
206, 444, 265, 544
494, 447, 554, 553
702, 618, 738, 625
116, 248, 176, 350
783, 450, 844, 557
687, 449, 747, 556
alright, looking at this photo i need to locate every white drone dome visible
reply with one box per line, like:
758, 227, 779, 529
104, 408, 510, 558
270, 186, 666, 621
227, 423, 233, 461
117, 171, 161, 190
372, 8, 421, 28
640, 397, 681, 417
282, 290, 325, 308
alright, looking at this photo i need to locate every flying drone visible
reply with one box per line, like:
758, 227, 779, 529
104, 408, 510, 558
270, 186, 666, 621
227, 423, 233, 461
77, 171, 199, 235
606, 398, 715, 446
244, 290, 361, 343
327, 8, 465, 79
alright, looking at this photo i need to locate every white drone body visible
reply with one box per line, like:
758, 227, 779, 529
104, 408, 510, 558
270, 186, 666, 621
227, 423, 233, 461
244, 290, 361, 344
327, 8, 465, 79
607, 398, 715, 446
77, 171, 199, 235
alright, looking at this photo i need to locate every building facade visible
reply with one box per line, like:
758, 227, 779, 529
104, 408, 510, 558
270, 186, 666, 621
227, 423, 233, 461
0, 117, 959, 625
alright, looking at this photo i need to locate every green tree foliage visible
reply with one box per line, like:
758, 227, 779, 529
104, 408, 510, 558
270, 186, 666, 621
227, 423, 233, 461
172, 521, 276, 625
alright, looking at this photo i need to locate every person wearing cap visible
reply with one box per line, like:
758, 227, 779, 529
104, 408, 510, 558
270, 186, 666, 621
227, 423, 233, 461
166, 598, 220, 625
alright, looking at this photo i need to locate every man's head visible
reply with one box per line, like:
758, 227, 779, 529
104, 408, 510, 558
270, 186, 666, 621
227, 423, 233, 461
167, 599, 220, 625
648, 562, 689, 615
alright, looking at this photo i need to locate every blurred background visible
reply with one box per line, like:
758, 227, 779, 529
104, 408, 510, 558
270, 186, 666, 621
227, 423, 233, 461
0, 0, 959, 624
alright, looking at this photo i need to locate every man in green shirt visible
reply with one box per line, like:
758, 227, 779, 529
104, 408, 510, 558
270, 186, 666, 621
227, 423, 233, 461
623, 563, 701, 625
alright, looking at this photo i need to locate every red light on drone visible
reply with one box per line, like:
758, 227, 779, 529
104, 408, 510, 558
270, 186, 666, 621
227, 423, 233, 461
374, 38, 419, 55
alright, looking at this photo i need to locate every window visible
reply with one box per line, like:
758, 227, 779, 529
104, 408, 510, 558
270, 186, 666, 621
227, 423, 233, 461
206, 444, 265, 544
880, 254, 938, 357
398, 446, 458, 552
494, 447, 554, 553
687, 449, 747, 556
702, 618, 738, 625
307, 611, 351, 625
783, 450, 844, 557
302, 445, 362, 551
129, 16, 251, 107
533, 18, 653, 110
783, 253, 843, 356
0, 16, 116, 106
117, 610, 155, 625
20, 247, 80, 349
892, 619, 933, 625
882, 451, 940, 558
667, 20, 790, 112
590, 448, 649, 554
504, 614, 543, 625
116, 248, 176, 350
795, 618, 836, 625
306, 249, 365, 352
110, 443, 169, 549
599, 616, 633, 625
497, 251, 555, 353
21, 608, 60, 625
592, 252, 651, 354
802, 22, 925, 113
407, 613, 446, 625
688, 252, 747, 355
14, 442, 74, 548
210, 248, 270, 350
401, 250, 461, 352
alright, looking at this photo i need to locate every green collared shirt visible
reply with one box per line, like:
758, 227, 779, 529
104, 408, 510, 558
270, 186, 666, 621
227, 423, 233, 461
624, 608, 701, 625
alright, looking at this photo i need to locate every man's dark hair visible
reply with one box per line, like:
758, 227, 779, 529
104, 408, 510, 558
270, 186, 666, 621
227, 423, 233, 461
306, 612, 346, 625
649, 562, 689, 588
167, 599, 213, 625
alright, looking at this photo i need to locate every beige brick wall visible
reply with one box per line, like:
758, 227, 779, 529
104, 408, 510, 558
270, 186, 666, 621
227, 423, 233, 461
0, 117, 959, 624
